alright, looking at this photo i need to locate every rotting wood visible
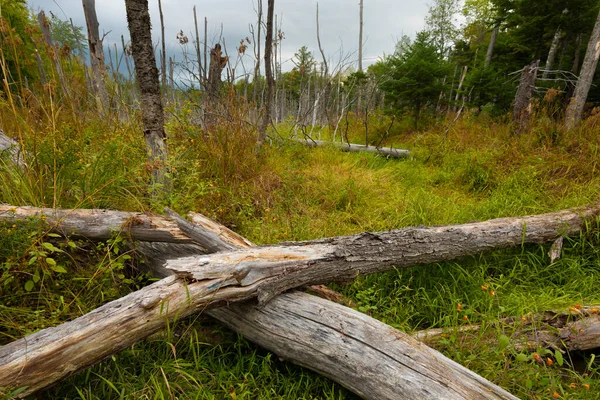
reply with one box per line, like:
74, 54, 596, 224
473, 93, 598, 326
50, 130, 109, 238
298, 138, 410, 158
1, 203, 600, 397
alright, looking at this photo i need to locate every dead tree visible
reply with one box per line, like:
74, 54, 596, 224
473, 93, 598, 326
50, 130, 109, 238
193, 6, 203, 89
2, 202, 600, 397
542, 28, 562, 79
484, 24, 500, 68
565, 7, 600, 129
512, 60, 539, 134
82, 0, 108, 110
158, 0, 167, 90
207, 44, 228, 98
125, 0, 169, 194
257, 0, 275, 148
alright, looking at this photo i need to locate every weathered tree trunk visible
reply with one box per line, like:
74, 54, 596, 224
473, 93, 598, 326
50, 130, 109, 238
512, 60, 539, 134
252, 0, 262, 104
565, 8, 600, 129
2, 203, 600, 397
82, 0, 108, 111
158, 0, 167, 90
144, 212, 518, 400
257, 0, 275, 148
484, 24, 499, 69
212, 292, 517, 400
454, 65, 467, 112
357, 0, 364, 113
204, 17, 208, 85
207, 44, 228, 98
125, 0, 169, 194
542, 28, 562, 79
193, 6, 203, 89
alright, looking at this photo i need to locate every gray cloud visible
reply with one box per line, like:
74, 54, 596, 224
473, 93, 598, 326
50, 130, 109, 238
27, 0, 428, 83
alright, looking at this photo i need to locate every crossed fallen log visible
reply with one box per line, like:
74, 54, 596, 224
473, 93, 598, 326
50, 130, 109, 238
1, 203, 600, 398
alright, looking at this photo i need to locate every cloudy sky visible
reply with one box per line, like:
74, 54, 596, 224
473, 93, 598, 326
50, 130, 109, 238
27, 0, 430, 84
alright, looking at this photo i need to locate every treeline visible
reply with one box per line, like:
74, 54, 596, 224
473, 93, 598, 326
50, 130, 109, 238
2, 0, 600, 138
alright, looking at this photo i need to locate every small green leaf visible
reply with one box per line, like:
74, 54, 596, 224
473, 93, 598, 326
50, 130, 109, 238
28, 256, 37, 265
33, 269, 40, 283
497, 334, 510, 351
555, 350, 564, 366
47, 233, 61, 238
42, 242, 56, 252
526, 380, 533, 390
46, 257, 56, 266
68, 241, 77, 249
515, 353, 529, 362
51, 265, 67, 273
24, 280, 34, 292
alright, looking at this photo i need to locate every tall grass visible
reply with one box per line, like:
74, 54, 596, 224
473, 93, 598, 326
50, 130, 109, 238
1, 9, 600, 399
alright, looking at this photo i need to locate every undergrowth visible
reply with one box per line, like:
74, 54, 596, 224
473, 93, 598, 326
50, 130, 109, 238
1, 67, 600, 399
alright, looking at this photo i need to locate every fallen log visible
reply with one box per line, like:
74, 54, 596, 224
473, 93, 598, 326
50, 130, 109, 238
175, 212, 518, 399
2, 203, 599, 397
298, 138, 410, 158
414, 305, 600, 353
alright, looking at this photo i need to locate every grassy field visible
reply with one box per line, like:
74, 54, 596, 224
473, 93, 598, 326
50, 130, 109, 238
1, 103, 600, 399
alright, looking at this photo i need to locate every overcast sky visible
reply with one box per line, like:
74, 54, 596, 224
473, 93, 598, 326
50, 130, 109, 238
26, 0, 430, 84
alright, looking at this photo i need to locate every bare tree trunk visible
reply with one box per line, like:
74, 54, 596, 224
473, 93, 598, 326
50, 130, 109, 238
125, 0, 169, 194
257, 0, 275, 148
204, 17, 208, 85
82, 0, 108, 111
357, 0, 364, 114
484, 24, 499, 69
512, 60, 539, 134
565, 8, 600, 129
253, 0, 262, 104
316, 3, 330, 127
158, 0, 167, 90
193, 6, 203, 89
542, 28, 562, 79
358, 0, 363, 72
454, 66, 467, 111
207, 44, 228, 98
37, 11, 70, 100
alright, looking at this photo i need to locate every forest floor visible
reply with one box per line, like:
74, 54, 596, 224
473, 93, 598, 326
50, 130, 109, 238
1, 109, 600, 399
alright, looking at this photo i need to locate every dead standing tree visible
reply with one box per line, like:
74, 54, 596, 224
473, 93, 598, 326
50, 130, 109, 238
512, 60, 539, 134
82, 0, 108, 111
207, 44, 228, 98
257, 0, 275, 148
125, 0, 169, 194
565, 7, 600, 129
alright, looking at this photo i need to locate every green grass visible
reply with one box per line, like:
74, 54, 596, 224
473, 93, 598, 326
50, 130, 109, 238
1, 106, 600, 399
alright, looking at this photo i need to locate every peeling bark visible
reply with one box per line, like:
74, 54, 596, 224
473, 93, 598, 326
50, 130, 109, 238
2, 203, 599, 397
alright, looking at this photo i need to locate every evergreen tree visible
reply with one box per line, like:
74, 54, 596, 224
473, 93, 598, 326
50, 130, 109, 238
381, 32, 449, 129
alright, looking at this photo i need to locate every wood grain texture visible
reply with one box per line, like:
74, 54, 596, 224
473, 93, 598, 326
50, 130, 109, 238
0, 205, 191, 243
166, 202, 600, 304
211, 292, 518, 400
2, 203, 599, 397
